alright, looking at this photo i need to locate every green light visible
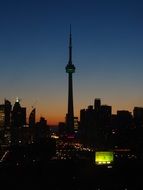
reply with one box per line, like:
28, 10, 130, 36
65, 64, 75, 73
66, 68, 75, 73
95, 151, 114, 165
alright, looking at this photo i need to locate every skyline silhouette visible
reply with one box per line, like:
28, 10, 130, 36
0, 0, 143, 125
0, 97, 143, 127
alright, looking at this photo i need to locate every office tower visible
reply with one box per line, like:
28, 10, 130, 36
0, 100, 11, 130
35, 117, 50, 142
74, 117, 79, 132
65, 27, 75, 134
29, 108, 36, 143
100, 105, 112, 126
0, 100, 12, 144
117, 110, 133, 129
11, 98, 26, 145
12, 99, 26, 128
94, 98, 101, 111
0, 105, 5, 130
133, 107, 143, 127
29, 108, 36, 128
4, 99, 12, 128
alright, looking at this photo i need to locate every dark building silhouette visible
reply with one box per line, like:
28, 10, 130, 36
4, 99, 12, 129
0, 105, 5, 130
74, 116, 79, 132
0, 100, 12, 144
133, 107, 143, 127
34, 117, 50, 142
109, 110, 133, 148
0, 99, 11, 129
94, 98, 101, 111
65, 27, 75, 134
79, 98, 143, 148
80, 105, 96, 145
21, 107, 26, 126
116, 110, 133, 129
0, 104, 6, 144
11, 99, 26, 145
58, 122, 66, 136
29, 108, 36, 128
100, 105, 112, 123
79, 98, 112, 147
29, 108, 36, 143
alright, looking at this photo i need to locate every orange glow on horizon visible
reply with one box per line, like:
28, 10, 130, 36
36, 115, 65, 126
25, 100, 142, 126
35, 105, 135, 125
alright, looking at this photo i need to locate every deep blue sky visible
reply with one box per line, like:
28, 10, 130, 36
0, 0, 143, 124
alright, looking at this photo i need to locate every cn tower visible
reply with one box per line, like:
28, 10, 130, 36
65, 26, 75, 134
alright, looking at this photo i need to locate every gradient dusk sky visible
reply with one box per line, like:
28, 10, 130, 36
0, 0, 143, 125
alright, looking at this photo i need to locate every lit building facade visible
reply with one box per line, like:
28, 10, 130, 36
0, 99, 11, 130
0, 105, 5, 130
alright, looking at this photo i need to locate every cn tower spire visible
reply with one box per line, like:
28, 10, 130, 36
65, 25, 76, 134
69, 24, 72, 65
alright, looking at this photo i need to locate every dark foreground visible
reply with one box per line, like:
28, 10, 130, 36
0, 159, 143, 190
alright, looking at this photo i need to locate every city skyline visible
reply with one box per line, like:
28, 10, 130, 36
0, 0, 143, 125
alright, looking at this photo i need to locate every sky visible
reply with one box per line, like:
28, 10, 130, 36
0, 0, 143, 125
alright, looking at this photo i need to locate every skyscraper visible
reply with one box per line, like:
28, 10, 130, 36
4, 99, 12, 128
11, 98, 26, 145
0, 105, 5, 130
29, 108, 36, 128
0, 100, 11, 130
65, 27, 75, 134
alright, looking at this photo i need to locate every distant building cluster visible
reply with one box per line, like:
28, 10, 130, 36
0, 99, 50, 146
78, 98, 143, 149
0, 97, 143, 153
